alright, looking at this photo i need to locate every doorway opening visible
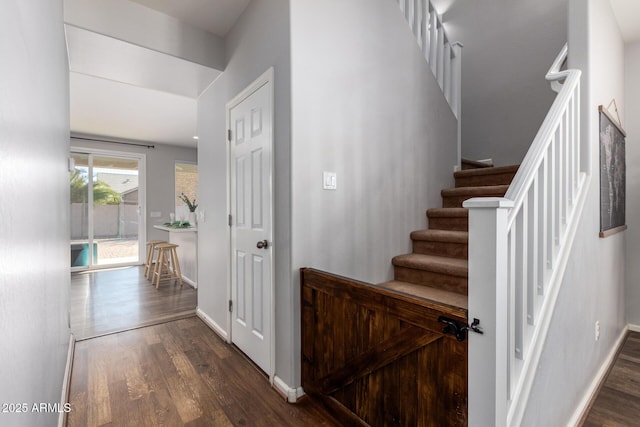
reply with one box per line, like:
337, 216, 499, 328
70, 150, 146, 271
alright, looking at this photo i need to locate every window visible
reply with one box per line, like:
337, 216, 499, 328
175, 162, 198, 221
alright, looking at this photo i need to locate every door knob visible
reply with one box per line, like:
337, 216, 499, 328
256, 240, 269, 249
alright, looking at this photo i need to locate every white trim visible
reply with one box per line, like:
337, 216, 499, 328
567, 325, 629, 427
273, 376, 305, 403
629, 324, 640, 332
197, 307, 229, 341
508, 173, 590, 427
58, 333, 75, 427
225, 67, 276, 382
69, 147, 147, 270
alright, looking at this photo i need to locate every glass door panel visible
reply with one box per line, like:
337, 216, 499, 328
92, 155, 140, 265
70, 151, 142, 269
70, 153, 90, 268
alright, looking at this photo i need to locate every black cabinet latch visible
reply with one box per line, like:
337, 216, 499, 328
438, 316, 484, 342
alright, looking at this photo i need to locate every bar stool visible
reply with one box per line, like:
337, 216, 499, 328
152, 243, 183, 289
144, 240, 166, 280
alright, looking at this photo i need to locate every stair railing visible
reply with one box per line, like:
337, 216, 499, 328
394, 0, 462, 163
464, 44, 587, 426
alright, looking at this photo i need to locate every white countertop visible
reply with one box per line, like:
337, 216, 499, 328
154, 225, 197, 233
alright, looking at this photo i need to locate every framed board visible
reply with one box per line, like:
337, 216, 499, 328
599, 105, 627, 238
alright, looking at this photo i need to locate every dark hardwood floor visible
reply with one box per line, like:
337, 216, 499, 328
71, 266, 197, 339
67, 317, 339, 427
582, 331, 640, 426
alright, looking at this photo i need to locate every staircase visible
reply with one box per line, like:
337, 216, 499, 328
378, 163, 519, 311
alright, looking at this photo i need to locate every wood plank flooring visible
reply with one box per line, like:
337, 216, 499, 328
582, 331, 640, 426
71, 266, 197, 339
67, 317, 339, 427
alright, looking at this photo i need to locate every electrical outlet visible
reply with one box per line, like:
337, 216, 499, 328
595, 321, 600, 341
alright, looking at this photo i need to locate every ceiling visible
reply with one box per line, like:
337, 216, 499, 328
130, 0, 250, 36
69, 0, 639, 149
68, 0, 250, 148
610, 0, 640, 43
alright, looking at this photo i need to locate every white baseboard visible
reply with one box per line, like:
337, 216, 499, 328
58, 333, 75, 427
273, 376, 305, 403
567, 325, 629, 426
196, 307, 228, 341
628, 323, 640, 332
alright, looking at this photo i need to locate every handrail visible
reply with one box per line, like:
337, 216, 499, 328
546, 43, 569, 92
465, 44, 586, 427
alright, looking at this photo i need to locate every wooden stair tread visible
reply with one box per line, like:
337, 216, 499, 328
392, 253, 467, 277
410, 229, 468, 243
377, 280, 468, 312
441, 184, 509, 197
453, 164, 519, 179
427, 207, 468, 217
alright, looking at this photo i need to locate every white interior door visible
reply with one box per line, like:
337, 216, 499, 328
229, 69, 273, 375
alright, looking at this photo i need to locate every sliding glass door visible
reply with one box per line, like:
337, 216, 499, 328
70, 150, 145, 270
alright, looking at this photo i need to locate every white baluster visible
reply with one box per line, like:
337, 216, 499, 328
429, 10, 437, 75
548, 138, 556, 270
527, 179, 538, 326
421, 0, 428, 54
444, 43, 452, 104
437, 24, 445, 89
537, 159, 548, 297
515, 204, 526, 361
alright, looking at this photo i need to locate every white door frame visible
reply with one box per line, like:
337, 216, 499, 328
226, 67, 275, 382
70, 146, 147, 271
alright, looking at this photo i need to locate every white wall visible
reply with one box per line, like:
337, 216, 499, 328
520, 1, 626, 424
435, 0, 567, 166
290, 0, 457, 385
0, 0, 71, 424
196, 0, 292, 381
625, 41, 640, 325
71, 138, 197, 241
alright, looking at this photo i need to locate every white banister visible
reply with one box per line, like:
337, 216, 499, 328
465, 44, 586, 427
394, 0, 462, 162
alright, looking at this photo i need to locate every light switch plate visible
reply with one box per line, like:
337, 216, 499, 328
150, 211, 162, 218
323, 172, 337, 190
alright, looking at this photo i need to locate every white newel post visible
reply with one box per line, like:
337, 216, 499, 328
464, 197, 513, 427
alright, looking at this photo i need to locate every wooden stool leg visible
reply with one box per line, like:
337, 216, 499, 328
154, 249, 166, 289
144, 243, 153, 278
170, 247, 183, 287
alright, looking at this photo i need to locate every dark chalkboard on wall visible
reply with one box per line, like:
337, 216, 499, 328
599, 105, 627, 237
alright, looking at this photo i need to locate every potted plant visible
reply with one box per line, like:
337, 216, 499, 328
179, 192, 198, 225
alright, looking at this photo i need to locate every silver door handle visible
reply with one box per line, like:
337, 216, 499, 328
256, 240, 269, 249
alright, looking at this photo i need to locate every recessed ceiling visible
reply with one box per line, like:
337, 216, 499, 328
129, 0, 250, 36
70, 72, 198, 146
66, 25, 221, 98
66, 0, 248, 147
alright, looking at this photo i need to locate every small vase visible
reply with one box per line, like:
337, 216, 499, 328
188, 212, 197, 226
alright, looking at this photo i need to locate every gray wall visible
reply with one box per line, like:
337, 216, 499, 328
289, 0, 458, 385
625, 41, 640, 325
71, 138, 197, 242
0, 0, 71, 425
196, 0, 291, 381
197, 0, 457, 391
435, 0, 567, 166
520, 1, 627, 424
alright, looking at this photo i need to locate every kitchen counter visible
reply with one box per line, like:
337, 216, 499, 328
153, 225, 198, 288
154, 225, 197, 233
